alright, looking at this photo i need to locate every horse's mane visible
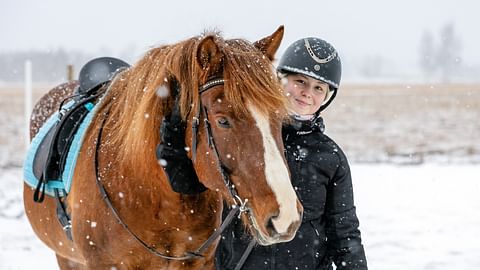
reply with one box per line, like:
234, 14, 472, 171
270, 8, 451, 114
97, 32, 288, 167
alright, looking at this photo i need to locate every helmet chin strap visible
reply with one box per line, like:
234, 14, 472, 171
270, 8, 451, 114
318, 88, 337, 112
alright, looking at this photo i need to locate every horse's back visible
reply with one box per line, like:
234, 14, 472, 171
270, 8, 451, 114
30, 81, 78, 139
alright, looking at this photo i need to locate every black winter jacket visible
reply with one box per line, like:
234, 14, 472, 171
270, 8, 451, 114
215, 116, 367, 270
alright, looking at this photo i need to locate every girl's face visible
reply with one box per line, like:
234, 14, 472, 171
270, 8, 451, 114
284, 74, 329, 115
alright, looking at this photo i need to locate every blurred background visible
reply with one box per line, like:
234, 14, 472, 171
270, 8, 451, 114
1, 1, 479, 269
1, 0, 479, 84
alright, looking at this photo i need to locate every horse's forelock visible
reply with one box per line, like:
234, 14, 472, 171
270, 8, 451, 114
222, 39, 289, 119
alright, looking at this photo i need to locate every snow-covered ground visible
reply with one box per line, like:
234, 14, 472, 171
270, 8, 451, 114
1, 164, 479, 270
353, 164, 480, 270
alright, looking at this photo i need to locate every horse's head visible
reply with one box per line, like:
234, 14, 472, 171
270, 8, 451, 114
180, 26, 303, 245
104, 26, 302, 246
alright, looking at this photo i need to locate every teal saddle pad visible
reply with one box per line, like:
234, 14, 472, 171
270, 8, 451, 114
23, 101, 99, 197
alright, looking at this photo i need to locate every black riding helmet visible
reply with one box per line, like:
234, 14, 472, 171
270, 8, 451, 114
277, 37, 341, 112
77, 57, 130, 94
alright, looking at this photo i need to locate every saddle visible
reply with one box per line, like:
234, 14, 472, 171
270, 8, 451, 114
24, 57, 129, 240
30, 85, 106, 203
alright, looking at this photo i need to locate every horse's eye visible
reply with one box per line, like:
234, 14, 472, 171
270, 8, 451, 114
217, 117, 231, 128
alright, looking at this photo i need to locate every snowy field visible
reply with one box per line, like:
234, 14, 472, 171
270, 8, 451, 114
1, 164, 479, 269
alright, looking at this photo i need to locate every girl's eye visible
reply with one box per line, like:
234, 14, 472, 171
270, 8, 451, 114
217, 117, 231, 128
295, 79, 305, 85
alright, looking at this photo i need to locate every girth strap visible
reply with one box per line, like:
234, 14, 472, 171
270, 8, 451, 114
54, 189, 72, 240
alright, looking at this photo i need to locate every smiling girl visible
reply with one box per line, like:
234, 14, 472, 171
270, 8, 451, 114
216, 37, 368, 270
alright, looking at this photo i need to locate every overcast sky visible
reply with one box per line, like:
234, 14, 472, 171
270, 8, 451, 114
1, 0, 478, 78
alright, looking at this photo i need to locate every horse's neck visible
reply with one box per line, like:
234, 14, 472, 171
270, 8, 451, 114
111, 163, 221, 220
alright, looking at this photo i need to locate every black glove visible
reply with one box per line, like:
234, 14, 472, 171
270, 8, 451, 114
156, 92, 207, 194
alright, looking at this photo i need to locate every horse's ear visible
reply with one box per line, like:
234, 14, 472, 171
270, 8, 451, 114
196, 36, 224, 78
253, 25, 284, 61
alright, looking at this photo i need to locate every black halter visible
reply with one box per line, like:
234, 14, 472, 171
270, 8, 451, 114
93, 78, 252, 263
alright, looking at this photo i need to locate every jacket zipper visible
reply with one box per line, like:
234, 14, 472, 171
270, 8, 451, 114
310, 221, 320, 237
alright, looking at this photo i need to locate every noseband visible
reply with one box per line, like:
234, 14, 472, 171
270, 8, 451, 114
93, 78, 252, 262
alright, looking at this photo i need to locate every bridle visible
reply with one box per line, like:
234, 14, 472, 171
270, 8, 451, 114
191, 78, 248, 208
94, 78, 255, 263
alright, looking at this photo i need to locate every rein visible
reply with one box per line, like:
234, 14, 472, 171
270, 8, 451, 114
93, 78, 252, 262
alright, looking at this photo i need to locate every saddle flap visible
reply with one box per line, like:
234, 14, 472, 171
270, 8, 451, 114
32, 104, 91, 181
32, 122, 59, 180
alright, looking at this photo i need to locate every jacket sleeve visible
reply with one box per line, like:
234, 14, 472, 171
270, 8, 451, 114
156, 114, 206, 195
324, 148, 368, 270
159, 146, 206, 194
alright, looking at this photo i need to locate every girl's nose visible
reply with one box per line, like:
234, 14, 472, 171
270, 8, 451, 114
301, 88, 313, 98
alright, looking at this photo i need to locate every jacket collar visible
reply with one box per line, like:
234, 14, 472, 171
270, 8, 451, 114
284, 114, 325, 136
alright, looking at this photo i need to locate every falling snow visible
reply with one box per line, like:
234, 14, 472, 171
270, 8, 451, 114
155, 85, 170, 98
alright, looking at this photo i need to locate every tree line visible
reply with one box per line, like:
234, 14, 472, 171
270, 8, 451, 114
0, 48, 94, 83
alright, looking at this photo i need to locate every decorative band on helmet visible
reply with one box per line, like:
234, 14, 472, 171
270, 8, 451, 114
304, 39, 337, 65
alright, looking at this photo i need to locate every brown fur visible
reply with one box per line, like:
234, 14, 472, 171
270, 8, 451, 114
24, 26, 302, 270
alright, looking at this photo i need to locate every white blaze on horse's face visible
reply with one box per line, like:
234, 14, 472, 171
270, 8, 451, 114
248, 104, 301, 238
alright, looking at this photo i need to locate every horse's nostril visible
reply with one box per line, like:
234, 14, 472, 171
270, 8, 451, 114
266, 215, 278, 235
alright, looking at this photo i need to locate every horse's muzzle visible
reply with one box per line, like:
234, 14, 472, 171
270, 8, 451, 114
252, 200, 303, 246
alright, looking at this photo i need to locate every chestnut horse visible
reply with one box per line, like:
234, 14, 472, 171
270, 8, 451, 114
24, 27, 302, 269
23, 26, 303, 269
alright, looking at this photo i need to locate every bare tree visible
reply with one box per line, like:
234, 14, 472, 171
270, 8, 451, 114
418, 22, 463, 83
418, 30, 436, 79
436, 22, 462, 83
